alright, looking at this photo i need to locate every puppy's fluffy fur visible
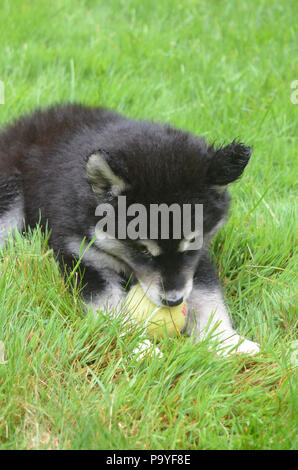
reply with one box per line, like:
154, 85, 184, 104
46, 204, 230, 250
0, 104, 259, 355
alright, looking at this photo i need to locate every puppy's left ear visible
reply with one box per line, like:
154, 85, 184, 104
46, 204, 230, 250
86, 150, 128, 196
207, 141, 252, 186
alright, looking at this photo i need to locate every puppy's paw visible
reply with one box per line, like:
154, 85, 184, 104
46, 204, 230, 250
234, 337, 260, 355
132, 339, 163, 360
220, 334, 260, 357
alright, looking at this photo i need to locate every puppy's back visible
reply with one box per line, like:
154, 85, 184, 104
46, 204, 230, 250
0, 103, 121, 175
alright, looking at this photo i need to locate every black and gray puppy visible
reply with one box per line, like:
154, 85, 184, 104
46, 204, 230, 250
0, 104, 259, 355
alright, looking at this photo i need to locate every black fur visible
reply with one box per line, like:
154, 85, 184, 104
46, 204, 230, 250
0, 174, 22, 215
0, 103, 251, 306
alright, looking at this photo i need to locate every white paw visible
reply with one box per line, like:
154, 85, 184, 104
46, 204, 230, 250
220, 334, 260, 357
132, 339, 163, 360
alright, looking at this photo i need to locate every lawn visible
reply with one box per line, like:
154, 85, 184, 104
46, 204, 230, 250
0, 0, 297, 450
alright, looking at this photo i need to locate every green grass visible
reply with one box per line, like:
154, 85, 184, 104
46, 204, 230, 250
0, 0, 297, 450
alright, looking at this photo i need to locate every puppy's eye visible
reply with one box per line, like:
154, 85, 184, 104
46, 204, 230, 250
135, 244, 151, 256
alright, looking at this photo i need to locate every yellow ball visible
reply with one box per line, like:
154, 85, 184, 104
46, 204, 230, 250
125, 285, 187, 338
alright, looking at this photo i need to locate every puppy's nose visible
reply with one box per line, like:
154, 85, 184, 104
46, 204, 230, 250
161, 297, 184, 307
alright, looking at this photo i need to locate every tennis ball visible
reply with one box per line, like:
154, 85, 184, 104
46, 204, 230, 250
125, 285, 187, 338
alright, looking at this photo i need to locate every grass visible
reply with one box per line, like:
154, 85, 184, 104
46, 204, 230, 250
0, 0, 297, 450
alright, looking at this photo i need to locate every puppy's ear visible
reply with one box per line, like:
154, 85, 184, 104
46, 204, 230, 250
207, 141, 252, 186
86, 151, 127, 195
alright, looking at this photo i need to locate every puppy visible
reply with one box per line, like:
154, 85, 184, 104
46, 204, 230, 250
0, 104, 260, 355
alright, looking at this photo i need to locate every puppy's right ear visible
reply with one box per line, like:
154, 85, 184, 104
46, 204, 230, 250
86, 150, 127, 196
207, 141, 252, 186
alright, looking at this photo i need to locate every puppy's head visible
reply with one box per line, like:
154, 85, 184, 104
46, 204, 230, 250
86, 121, 252, 305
